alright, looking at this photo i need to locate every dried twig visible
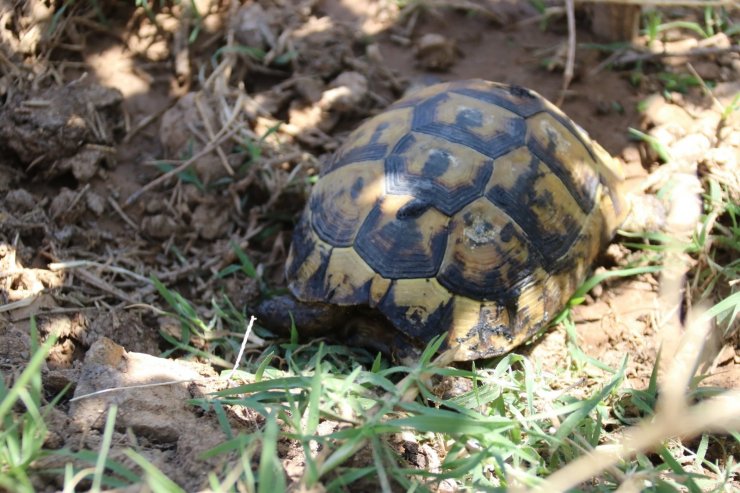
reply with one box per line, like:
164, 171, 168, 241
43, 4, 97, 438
195, 92, 235, 176
73, 268, 139, 304
577, 0, 735, 5
226, 315, 258, 380
125, 122, 242, 206
612, 45, 740, 66
69, 379, 201, 403
534, 390, 740, 492
0, 297, 41, 314
106, 195, 140, 231
123, 102, 175, 144
52, 183, 90, 220
557, 0, 577, 107
49, 260, 152, 285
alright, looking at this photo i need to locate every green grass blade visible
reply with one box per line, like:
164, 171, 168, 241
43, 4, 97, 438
257, 416, 286, 493
125, 450, 186, 493
91, 405, 118, 493
0, 332, 57, 419
553, 357, 627, 447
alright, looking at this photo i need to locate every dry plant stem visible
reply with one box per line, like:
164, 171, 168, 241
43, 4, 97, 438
106, 195, 140, 231
73, 268, 138, 304
48, 260, 151, 284
558, 0, 576, 107
516, 7, 566, 28
613, 45, 740, 66
588, 49, 631, 77
576, 0, 734, 5
123, 103, 175, 144
226, 315, 257, 380
535, 157, 721, 492
686, 63, 726, 114
0, 297, 40, 314
125, 115, 242, 206
535, 390, 740, 492
195, 92, 235, 176
657, 160, 703, 390
68, 379, 200, 403
54, 183, 90, 219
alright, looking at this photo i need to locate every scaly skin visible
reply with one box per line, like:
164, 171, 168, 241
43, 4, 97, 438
255, 295, 424, 363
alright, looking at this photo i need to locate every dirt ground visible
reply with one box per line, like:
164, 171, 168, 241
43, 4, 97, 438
0, 0, 738, 491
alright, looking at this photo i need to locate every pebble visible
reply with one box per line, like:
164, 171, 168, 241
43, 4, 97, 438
414, 33, 457, 71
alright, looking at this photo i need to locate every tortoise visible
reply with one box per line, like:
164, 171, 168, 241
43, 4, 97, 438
257, 79, 631, 362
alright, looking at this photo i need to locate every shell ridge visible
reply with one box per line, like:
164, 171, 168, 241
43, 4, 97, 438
525, 134, 598, 214
450, 87, 543, 117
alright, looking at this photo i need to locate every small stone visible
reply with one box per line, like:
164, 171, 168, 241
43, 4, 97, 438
705, 147, 736, 169
83, 336, 126, 366
232, 3, 272, 51
49, 145, 115, 182
731, 59, 740, 76
662, 38, 698, 66
414, 33, 457, 71
288, 101, 327, 131
294, 76, 324, 104
620, 145, 642, 166
160, 92, 215, 158
431, 374, 474, 400
85, 191, 106, 216
622, 194, 666, 234
648, 123, 685, 149
0, 83, 122, 172
141, 214, 181, 239
366, 43, 384, 64
438, 479, 459, 493
714, 81, 740, 106
69, 337, 219, 446
193, 154, 228, 185
641, 95, 693, 128
5, 188, 36, 212
671, 133, 712, 163
191, 202, 229, 240
49, 187, 84, 222
698, 32, 731, 49
145, 199, 164, 214
691, 61, 721, 81
322, 71, 368, 112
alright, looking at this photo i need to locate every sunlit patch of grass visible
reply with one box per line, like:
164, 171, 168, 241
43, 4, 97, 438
641, 6, 735, 43
614, 142, 739, 338
6, 310, 739, 491
52, 405, 140, 492
4, 2, 739, 492
0, 321, 57, 493
628, 127, 672, 163
126, 447, 188, 493
201, 338, 542, 490
188, 322, 737, 491
153, 275, 260, 368
54, 448, 139, 490
154, 161, 206, 192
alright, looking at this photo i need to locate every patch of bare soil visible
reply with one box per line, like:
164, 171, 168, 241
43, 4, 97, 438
1, 0, 738, 489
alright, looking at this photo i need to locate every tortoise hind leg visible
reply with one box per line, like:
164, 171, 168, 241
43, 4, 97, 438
255, 295, 352, 337
341, 311, 424, 364
255, 297, 425, 363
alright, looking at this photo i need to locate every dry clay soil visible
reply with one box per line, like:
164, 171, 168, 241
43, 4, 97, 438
0, 1, 738, 490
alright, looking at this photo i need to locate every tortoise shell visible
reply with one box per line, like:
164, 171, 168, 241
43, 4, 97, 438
285, 79, 628, 361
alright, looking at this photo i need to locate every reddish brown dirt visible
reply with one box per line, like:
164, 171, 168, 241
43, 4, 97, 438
0, 1, 737, 490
